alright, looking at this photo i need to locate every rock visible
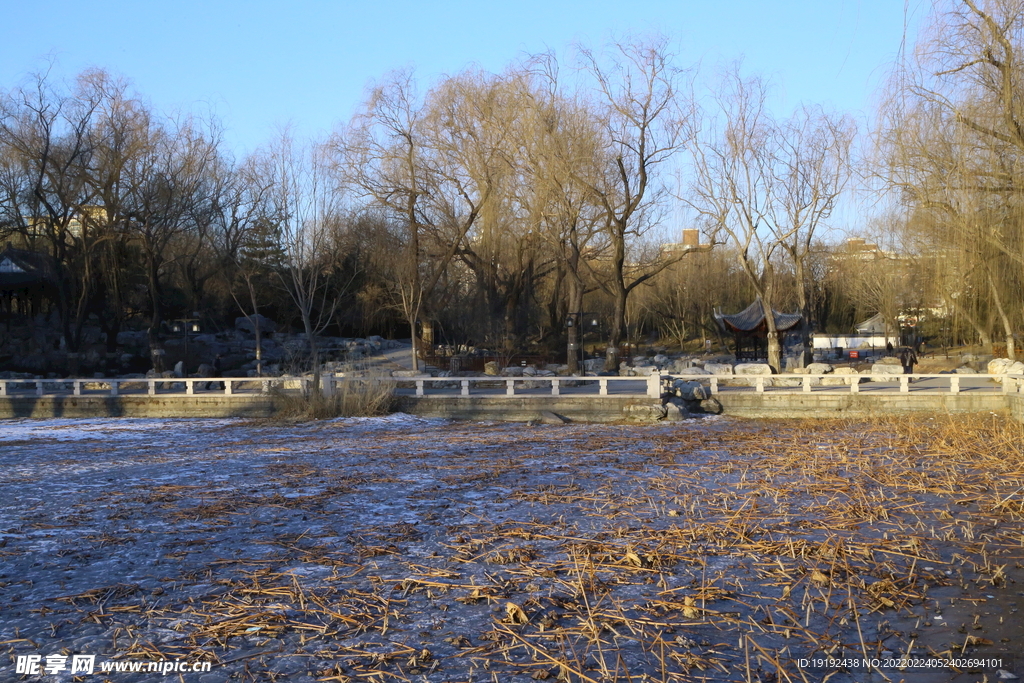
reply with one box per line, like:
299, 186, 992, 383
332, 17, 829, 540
699, 397, 723, 414
633, 365, 660, 376
988, 358, 1015, 375
391, 370, 423, 378
876, 356, 902, 365
734, 363, 773, 375
664, 399, 689, 421
539, 410, 570, 424
500, 366, 524, 377
821, 367, 859, 386
1010, 360, 1024, 375
672, 379, 707, 401
173, 360, 185, 378
116, 330, 149, 346
522, 366, 538, 377
675, 366, 710, 376
582, 358, 605, 374
869, 363, 904, 377
774, 377, 803, 387
806, 362, 833, 374
955, 366, 978, 374
996, 669, 1018, 680
484, 361, 500, 376
652, 354, 670, 368
235, 314, 277, 334
618, 365, 636, 377
703, 363, 733, 376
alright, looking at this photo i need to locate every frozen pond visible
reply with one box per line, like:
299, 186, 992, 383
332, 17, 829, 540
1, 414, 1022, 682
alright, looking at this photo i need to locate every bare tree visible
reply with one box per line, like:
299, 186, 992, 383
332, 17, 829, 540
577, 36, 695, 371
261, 133, 346, 385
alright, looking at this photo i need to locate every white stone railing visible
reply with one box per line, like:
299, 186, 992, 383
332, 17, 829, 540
0, 373, 664, 399
664, 372, 1024, 396
0, 372, 1020, 400
0, 376, 292, 397
393, 374, 662, 398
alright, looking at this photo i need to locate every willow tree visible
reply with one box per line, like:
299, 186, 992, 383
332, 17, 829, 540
882, 0, 1024, 358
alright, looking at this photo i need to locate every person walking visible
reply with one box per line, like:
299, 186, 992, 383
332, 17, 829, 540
899, 346, 918, 379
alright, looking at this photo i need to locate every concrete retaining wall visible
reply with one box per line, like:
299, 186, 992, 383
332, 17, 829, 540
395, 396, 664, 422
2, 391, 1022, 423
0, 395, 277, 419
715, 392, 1009, 419
1009, 394, 1024, 424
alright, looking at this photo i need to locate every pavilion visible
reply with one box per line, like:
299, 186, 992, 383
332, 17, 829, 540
714, 299, 802, 361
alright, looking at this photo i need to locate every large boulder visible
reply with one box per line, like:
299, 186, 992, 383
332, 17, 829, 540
1009, 361, 1024, 375
806, 362, 833, 374
955, 366, 978, 374
675, 366, 710, 376
483, 361, 500, 376
988, 358, 1015, 375
700, 397, 724, 414
876, 356, 902, 366
500, 366, 524, 377
672, 379, 707, 401
823, 367, 859, 386
582, 358, 606, 374
869, 363, 905, 378
235, 314, 277, 335
734, 363, 773, 375
663, 399, 690, 421
704, 363, 734, 376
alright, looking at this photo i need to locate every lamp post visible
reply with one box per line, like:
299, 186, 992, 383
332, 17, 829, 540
171, 314, 200, 374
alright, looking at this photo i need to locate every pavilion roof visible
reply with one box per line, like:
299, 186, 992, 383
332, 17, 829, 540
715, 299, 802, 334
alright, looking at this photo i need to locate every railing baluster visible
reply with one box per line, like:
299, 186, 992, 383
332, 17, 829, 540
415, 379, 424, 397
599, 378, 608, 396
461, 379, 470, 396
506, 379, 515, 396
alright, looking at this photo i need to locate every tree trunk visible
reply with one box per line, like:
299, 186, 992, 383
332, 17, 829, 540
988, 270, 1016, 360
605, 286, 627, 372
566, 277, 584, 375
760, 295, 782, 373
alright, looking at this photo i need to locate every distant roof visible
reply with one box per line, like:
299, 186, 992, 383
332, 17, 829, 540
854, 313, 894, 335
0, 246, 56, 290
715, 299, 802, 334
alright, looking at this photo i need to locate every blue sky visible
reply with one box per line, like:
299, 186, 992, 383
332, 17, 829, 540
0, 0, 930, 158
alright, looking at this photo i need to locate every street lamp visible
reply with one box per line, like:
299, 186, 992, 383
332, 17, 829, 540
171, 313, 201, 373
